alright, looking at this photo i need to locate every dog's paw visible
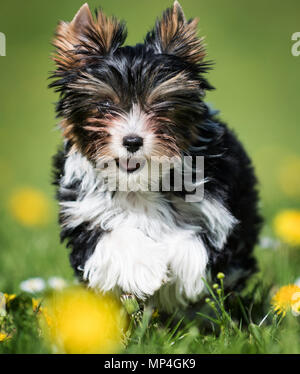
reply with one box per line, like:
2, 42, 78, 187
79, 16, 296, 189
84, 227, 169, 299
166, 231, 208, 301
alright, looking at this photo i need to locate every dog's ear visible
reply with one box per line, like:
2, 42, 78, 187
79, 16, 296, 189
147, 1, 206, 64
53, 3, 127, 70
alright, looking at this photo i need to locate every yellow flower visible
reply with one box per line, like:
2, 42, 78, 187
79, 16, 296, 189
42, 287, 127, 354
40, 307, 53, 328
32, 298, 42, 312
273, 210, 300, 246
271, 284, 300, 316
32, 298, 53, 328
8, 187, 50, 227
4, 293, 16, 304
152, 309, 159, 319
0, 332, 9, 342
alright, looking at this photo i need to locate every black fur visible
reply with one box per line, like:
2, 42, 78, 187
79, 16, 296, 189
51, 3, 263, 304
53, 146, 104, 278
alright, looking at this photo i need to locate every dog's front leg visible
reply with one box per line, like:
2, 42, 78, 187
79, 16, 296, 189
166, 231, 209, 302
83, 227, 169, 300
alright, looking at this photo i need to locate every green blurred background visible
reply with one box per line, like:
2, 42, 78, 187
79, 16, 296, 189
0, 0, 300, 293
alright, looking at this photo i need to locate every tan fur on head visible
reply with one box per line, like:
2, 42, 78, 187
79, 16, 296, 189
156, 1, 206, 64
147, 71, 199, 105
53, 3, 126, 70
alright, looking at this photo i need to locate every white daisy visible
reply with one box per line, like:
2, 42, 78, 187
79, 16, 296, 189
295, 277, 300, 287
20, 277, 46, 293
291, 292, 300, 316
48, 276, 67, 290
259, 236, 280, 250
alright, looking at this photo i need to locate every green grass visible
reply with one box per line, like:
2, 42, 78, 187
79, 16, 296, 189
1, 0, 300, 354
124, 279, 300, 354
0, 259, 299, 354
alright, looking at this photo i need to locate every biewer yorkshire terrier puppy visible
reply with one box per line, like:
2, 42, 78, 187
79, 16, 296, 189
50, 2, 262, 313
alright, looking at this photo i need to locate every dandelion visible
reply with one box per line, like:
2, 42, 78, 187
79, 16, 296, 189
32, 298, 53, 327
152, 309, 159, 319
32, 298, 41, 311
271, 284, 300, 316
42, 287, 127, 354
291, 292, 300, 300
273, 210, 300, 246
20, 277, 46, 293
48, 277, 67, 291
0, 332, 9, 342
4, 293, 16, 303
8, 187, 50, 227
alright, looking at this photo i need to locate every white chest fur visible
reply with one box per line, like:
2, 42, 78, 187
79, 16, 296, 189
60, 151, 237, 312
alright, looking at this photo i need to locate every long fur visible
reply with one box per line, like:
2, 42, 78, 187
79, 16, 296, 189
51, 2, 262, 313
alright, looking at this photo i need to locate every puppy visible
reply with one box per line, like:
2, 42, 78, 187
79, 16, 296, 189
50, 2, 262, 313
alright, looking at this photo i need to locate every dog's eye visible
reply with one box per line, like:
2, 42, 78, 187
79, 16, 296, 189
97, 99, 113, 112
101, 99, 113, 107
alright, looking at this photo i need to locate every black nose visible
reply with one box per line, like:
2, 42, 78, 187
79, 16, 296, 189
123, 135, 143, 153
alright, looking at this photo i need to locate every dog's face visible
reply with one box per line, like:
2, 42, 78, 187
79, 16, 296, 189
51, 2, 211, 182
